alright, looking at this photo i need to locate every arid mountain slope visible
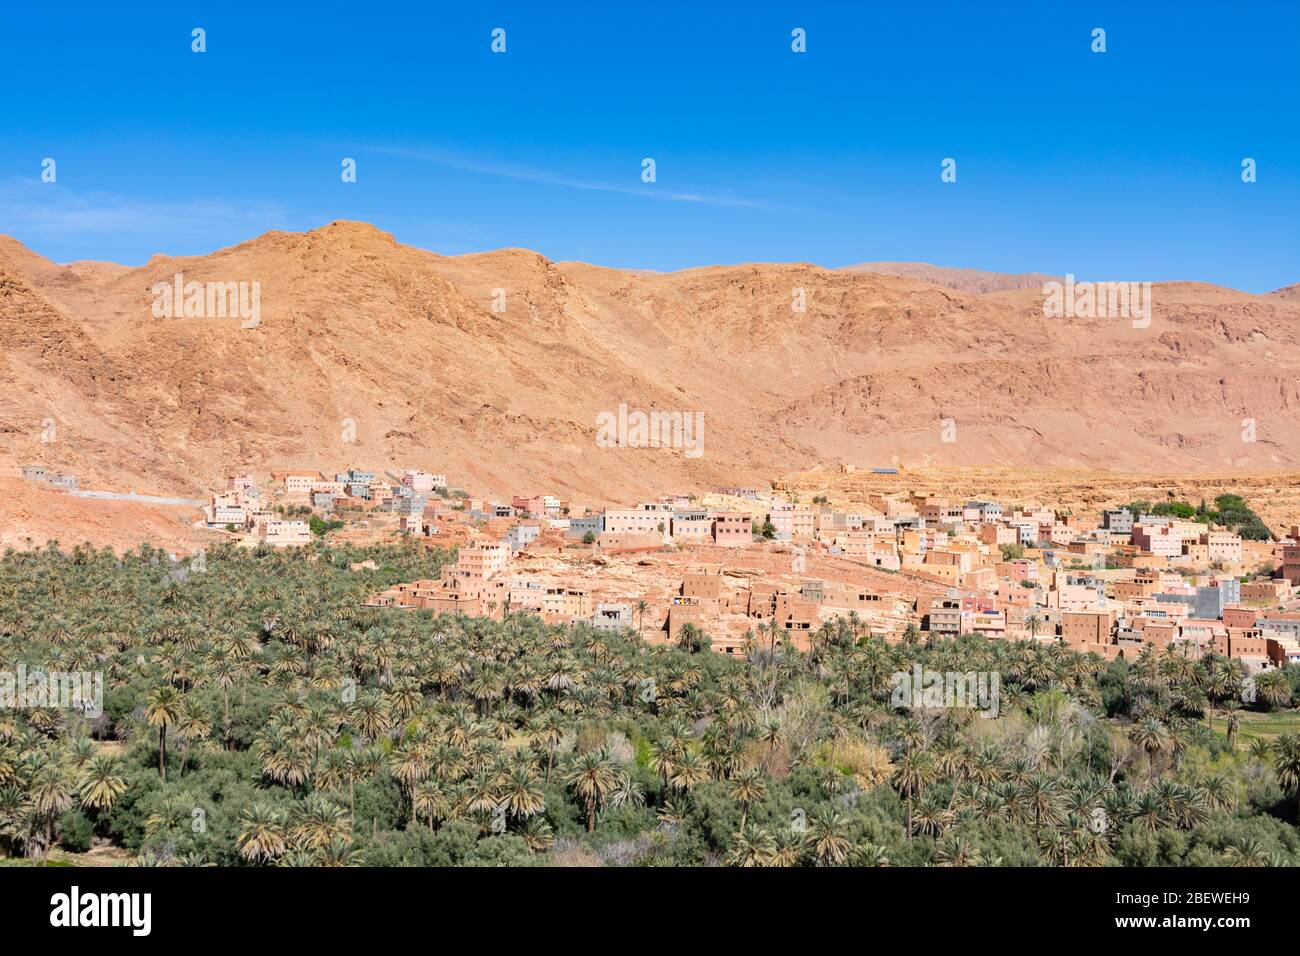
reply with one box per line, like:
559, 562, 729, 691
838, 261, 1061, 294
1, 222, 1297, 507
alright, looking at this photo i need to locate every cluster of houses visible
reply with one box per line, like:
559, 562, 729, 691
201, 467, 452, 545
899, 497, 1300, 673
202, 467, 1300, 671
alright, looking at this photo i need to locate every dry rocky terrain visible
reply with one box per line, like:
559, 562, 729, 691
2, 222, 1298, 547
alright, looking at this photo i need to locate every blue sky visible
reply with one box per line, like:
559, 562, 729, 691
1, 1, 1296, 290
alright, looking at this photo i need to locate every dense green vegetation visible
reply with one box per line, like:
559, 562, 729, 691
1120, 495, 1273, 541
308, 516, 345, 536
1, 541, 1299, 867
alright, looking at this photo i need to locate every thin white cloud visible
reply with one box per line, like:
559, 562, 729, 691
0, 178, 292, 240
363, 144, 784, 210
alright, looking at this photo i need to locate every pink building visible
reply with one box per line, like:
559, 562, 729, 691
604, 508, 669, 536
712, 512, 752, 548
512, 495, 548, 518
767, 502, 816, 539
1133, 523, 1182, 558
671, 515, 713, 544
1200, 531, 1243, 565
404, 470, 447, 493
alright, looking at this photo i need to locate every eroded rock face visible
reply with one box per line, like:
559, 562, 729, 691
1, 222, 1297, 514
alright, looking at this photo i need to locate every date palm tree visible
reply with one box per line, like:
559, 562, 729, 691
1022, 774, 1063, 840
531, 708, 567, 783
893, 747, 935, 841
389, 741, 430, 825
1222, 701, 1242, 751
291, 795, 352, 850
237, 804, 287, 863
849, 841, 890, 867
608, 772, 645, 811
666, 748, 710, 794
1224, 835, 1269, 867
648, 738, 676, 790
727, 767, 766, 832
1130, 718, 1170, 775
727, 824, 776, 867
500, 765, 546, 821
78, 755, 126, 814
30, 764, 75, 855
174, 697, 212, 775
676, 623, 706, 654
144, 685, 182, 782
412, 779, 449, 832
1256, 669, 1293, 711
807, 807, 852, 867
520, 816, 555, 852
564, 748, 619, 832
316, 834, 360, 867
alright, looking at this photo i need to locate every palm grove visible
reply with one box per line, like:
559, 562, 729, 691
2, 540, 1300, 867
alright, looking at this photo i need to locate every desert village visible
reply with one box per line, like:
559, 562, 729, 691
8, 456, 1297, 672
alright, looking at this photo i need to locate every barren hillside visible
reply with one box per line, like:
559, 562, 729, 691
838, 261, 1061, 293
1, 222, 1298, 511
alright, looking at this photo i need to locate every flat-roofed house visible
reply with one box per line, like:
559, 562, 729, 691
1061, 609, 1116, 650
457, 541, 509, 580
767, 501, 816, 539
260, 519, 311, 546
670, 512, 713, 544
712, 512, 752, 548
205, 493, 247, 527
403, 470, 445, 493
604, 507, 667, 536
278, 471, 320, 501
1201, 531, 1243, 565
542, 586, 592, 622
1133, 523, 1182, 558
592, 603, 633, 632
